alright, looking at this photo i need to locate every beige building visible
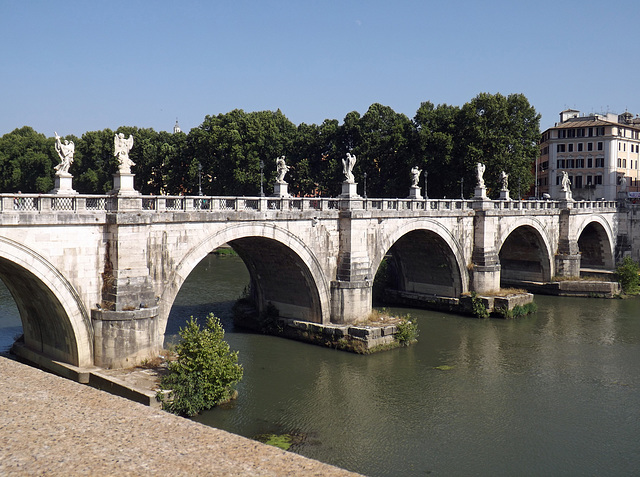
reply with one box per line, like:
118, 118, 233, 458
537, 109, 640, 200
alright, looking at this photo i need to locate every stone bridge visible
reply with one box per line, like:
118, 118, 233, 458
0, 192, 622, 368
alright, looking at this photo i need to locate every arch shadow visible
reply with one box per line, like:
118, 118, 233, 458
0, 237, 93, 366
158, 223, 331, 336
575, 217, 615, 270
371, 219, 469, 299
498, 223, 553, 283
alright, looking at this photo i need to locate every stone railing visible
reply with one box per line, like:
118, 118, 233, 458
0, 193, 620, 214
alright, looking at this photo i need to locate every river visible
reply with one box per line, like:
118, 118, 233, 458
2, 254, 640, 476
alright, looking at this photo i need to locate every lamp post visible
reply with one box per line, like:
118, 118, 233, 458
424, 170, 428, 199
460, 177, 464, 199
363, 172, 367, 199
198, 162, 203, 196
259, 160, 265, 197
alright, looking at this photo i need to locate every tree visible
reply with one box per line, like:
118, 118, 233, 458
157, 313, 243, 417
457, 93, 540, 198
354, 103, 416, 198
0, 127, 55, 193
413, 102, 461, 198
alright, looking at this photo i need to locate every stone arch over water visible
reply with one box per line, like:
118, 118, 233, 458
158, 223, 330, 336
498, 223, 553, 283
575, 217, 615, 270
372, 219, 469, 298
0, 237, 92, 366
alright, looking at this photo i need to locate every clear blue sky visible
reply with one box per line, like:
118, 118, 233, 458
2, 0, 639, 137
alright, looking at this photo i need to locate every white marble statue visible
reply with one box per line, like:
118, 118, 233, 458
476, 162, 486, 188
500, 170, 509, 191
410, 166, 422, 188
54, 132, 74, 175
620, 175, 627, 191
561, 170, 571, 192
275, 155, 289, 184
342, 152, 356, 183
114, 133, 135, 174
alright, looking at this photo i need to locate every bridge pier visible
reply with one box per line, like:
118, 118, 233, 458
331, 205, 373, 324
555, 209, 582, 277
92, 216, 161, 368
471, 203, 501, 293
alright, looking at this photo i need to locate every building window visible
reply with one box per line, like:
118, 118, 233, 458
557, 144, 566, 152
595, 175, 603, 185
567, 159, 575, 168
576, 158, 584, 168
597, 142, 603, 151
587, 158, 593, 168
574, 176, 583, 189
589, 127, 593, 137
596, 158, 604, 167
568, 144, 574, 152
618, 158, 622, 167
588, 142, 593, 151
578, 143, 583, 152
586, 175, 593, 186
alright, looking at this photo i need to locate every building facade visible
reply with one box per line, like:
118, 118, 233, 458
538, 110, 640, 200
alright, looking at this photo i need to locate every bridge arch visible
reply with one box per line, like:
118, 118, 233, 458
158, 223, 331, 335
0, 237, 92, 366
497, 220, 554, 283
574, 216, 616, 270
371, 219, 469, 297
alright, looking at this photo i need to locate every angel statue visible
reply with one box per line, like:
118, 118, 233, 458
500, 170, 509, 191
54, 132, 74, 175
561, 170, 571, 192
275, 155, 289, 183
342, 152, 356, 183
114, 133, 135, 173
476, 162, 486, 188
410, 166, 422, 188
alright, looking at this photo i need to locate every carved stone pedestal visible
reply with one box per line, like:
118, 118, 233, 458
340, 181, 359, 198
407, 186, 422, 200
49, 173, 77, 195
110, 173, 139, 197
273, 182, 290, 198
474, 186, 487, 200
499, 189, 510, 200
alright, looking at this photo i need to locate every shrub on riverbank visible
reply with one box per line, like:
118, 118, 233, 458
616, 257, 640, 295
157, 313, 243, 416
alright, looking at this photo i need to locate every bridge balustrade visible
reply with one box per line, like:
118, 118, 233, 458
0, 193, 621, 216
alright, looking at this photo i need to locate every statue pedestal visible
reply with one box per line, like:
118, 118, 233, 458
474, 186, 487, 200
407, 186, 422, 200
558, 189, 573, 201
339, 181, 359, 198
49, 173, 77, 195
110, 173, 139, 197
272, 182, 290, 198
499, 189, 510, 200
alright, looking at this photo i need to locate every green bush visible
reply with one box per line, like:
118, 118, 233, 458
395, 316, 419, 345
470, 292, 489, 319
157, 313, 243, 416
616, 257, 640, 295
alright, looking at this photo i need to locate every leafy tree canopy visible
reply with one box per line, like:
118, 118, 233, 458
0, 93, 541, 198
